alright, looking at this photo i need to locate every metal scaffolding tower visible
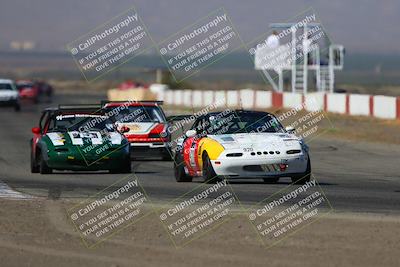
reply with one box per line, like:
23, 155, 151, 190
255, 22, 344, 94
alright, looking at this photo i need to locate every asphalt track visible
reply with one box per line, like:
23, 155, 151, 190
0, 93, 399, 214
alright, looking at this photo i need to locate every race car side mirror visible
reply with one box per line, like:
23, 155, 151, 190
285, 126, 295, 133
185, 129, 197, 138
32, 127, 41, 134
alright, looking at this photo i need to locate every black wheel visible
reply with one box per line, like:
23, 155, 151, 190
202, 153, 220, 183
30, 149, 39, 173
39, 152, 52, 174
120, 159, 132, 173
291, 154, 311, 185
14, 103, 21, 112
110, 159, 131, 174
162, 149, 172, 161
263, 177, 280, 184
174, 154, 192, 182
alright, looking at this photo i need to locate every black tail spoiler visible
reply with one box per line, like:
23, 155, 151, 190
101, 100, 164, 107
57, 104, 102, 110
166, 114, 194, 122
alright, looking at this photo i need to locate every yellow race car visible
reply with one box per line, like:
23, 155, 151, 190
173, 110, 311, 184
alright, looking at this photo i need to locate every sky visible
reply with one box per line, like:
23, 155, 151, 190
0, 0, 399, 54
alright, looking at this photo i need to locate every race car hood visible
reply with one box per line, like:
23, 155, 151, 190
45, 131, 124, 147
0, 90, 18, 99
207, 133, 302, 150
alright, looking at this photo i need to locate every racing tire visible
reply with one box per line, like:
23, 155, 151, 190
162, 149, 173, 161
110, 159, 132, 174
39, 152, 52, 174
174, 154, 192, 182
202, 153, 220, 184
14, 103, 21, 112
263, 177, 280, 184
291, 154, 311, 185
30, 150, 40, 173
120, 159, 132, 173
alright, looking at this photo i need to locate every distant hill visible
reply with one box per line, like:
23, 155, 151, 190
0, 0, 400, 53
1, 51, 400, 87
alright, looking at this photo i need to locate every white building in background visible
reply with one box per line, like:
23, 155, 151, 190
9, 41, 36, 51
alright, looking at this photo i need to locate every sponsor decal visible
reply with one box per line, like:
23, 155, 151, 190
47, 132, 65, 146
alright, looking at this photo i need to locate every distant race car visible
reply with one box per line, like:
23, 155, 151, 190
16, 80, 39, 103
35, 80, 53, 102
103, 101, 172, 160
30, 105, 131, 174
173, 110, 311, 184
0, 79, 20, 111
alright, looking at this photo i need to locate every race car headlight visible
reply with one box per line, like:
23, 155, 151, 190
221, 137, 234, 142
286, 149, 301, 154
226, 153, 243, 157
219, 142, 238, 150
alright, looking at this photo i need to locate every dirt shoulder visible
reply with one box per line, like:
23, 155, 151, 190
0, 198, 398, 267
308, 112, 400, 145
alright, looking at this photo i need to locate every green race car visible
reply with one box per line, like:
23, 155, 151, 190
30, 105, 131, 174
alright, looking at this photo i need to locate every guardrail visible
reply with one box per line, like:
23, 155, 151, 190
156, 89, 400, 120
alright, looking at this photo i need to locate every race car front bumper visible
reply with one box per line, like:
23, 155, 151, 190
47, 154, 129, 171
130, 142, 171, 159
211, 153, 308, 178
45, 145, 130, 171
0, 98, 19, 106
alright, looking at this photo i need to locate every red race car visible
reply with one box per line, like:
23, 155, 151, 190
103, 101, 172, 160
16, 80, 39, 103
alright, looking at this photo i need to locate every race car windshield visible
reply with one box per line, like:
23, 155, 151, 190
0, 83, 14, 90
110, 106, 165, 123
17, 83, 34, 90
48, 114, 116, 132
204, 112, 284, 135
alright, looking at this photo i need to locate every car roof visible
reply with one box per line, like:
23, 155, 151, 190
44, 104, 102, 113
206, 109, 273, 117
0, 79, 14, 84
16, 80, 33, 84
103, 100, 163, 108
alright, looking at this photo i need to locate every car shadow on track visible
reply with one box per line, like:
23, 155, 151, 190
220, 180, 337, 186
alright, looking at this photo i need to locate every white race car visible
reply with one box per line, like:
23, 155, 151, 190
173, 110, 311, 184
0, 79, 20, 111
